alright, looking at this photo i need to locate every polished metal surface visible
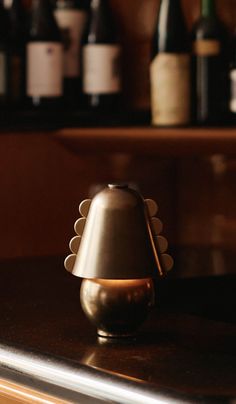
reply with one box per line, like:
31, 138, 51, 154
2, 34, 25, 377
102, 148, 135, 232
72, 184, 163, 279
0, 343, 188, 404
80, 278, 155, 338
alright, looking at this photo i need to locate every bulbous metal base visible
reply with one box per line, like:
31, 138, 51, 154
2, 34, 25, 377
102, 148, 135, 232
80, 278, 155, 338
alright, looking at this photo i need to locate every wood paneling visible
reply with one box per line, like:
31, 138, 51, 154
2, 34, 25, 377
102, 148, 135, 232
0, 132, 175, 259
2, 127, 236, 261
0, 133, 112, 259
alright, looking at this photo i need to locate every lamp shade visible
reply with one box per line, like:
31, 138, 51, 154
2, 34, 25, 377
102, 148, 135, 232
71, 184, 163, 279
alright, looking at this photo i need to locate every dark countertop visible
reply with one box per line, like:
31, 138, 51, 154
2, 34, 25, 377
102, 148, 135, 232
0, 256, 236, 403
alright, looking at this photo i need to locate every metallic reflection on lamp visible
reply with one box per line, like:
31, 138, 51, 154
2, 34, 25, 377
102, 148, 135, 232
65, 184, 173, 338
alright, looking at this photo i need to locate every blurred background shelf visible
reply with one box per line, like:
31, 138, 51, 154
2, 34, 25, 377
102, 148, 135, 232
54, 126, 236, 155
1, 125, 236, 155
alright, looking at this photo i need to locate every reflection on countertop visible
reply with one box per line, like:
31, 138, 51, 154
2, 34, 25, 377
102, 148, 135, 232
0, 256, 236, 403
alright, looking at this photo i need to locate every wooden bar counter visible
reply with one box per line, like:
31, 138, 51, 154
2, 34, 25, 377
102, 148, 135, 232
0, 257, 236, 403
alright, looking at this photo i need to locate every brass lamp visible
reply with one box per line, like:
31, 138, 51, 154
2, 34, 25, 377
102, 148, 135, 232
65, 184, 173, 338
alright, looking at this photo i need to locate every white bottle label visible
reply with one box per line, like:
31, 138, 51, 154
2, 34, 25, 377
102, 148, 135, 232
230, 69, 236, 113
150, 53, 190, 126
0, 52, 6, 95
83, 44, 121, 94
54, 9, 87, 78
27, 42, 63, 97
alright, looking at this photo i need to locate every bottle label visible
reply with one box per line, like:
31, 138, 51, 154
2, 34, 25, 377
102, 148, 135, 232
193, 40, 221, 56
54, 9, 87, 78
230, 69, 236, 113
27, 42, 63, 97
0, 52, 6, 96
83, 45, 121, 94
150, 53, 190, 126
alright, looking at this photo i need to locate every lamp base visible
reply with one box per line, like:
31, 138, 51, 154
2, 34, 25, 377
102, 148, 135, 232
80, 278, 155, 338
97, 329, 136, 339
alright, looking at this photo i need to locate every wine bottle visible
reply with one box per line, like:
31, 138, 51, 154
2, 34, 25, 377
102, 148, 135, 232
6, 0, 27, 108
82, 0, 122, 112
26, 0, 63, 109
192, 0, 229, 126
54, 0, 88, 108
0, 3, 9, 107
150, 0, 190, 127
230, 30, 236, 123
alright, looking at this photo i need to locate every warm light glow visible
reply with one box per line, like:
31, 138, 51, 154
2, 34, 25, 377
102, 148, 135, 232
3, 0, 12, 8
90, 278, 152, 288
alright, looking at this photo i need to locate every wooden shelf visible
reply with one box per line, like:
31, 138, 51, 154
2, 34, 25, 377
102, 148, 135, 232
53, 126, 236, 155
1, 126, 236, 155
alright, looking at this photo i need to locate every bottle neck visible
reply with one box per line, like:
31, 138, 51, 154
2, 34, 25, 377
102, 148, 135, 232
90, 0, 106, 16
30, 0, 61, 41
158, 0, 185, 27
56, 0, 77, 9
8, 0, 24, 22
156, 0, 189, 53
91, 0, 101, 10
87, 0, 117, 43
0, 3, 8, 40
31, 0, 58, 22
159, 0, 182, 11
31, 0, 53, 14
8, 0, 26, 41
202, 0, 216, 17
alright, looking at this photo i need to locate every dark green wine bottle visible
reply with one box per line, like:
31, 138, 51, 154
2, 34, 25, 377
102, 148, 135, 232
82, 0, 122, 112
150, 0, 190, 126
54, 0, 88, 108
7, 0, 27, 108
27, 0, 63, 109
192, 0, 229, 125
